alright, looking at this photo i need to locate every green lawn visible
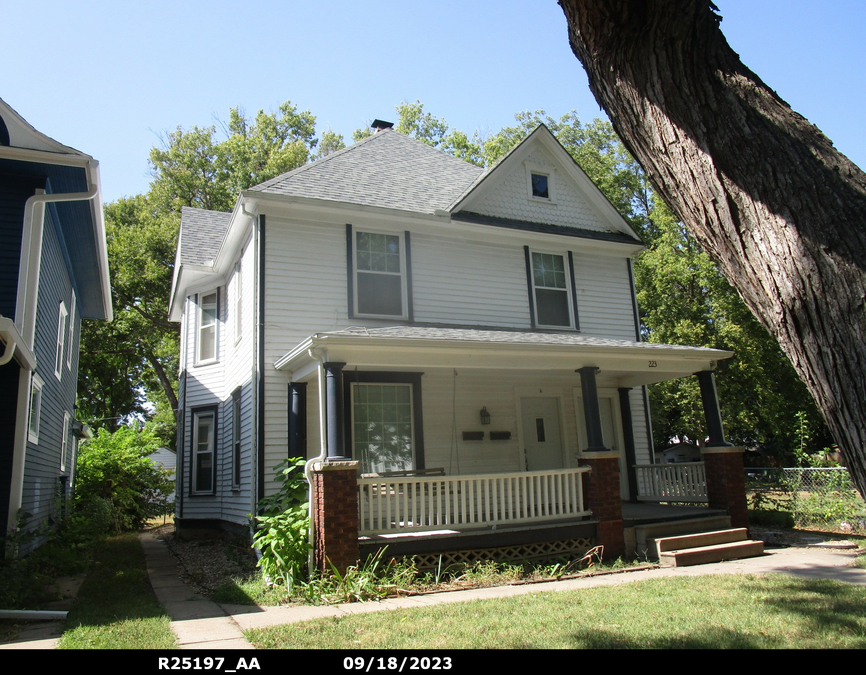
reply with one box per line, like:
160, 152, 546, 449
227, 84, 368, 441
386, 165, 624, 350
58, 533, 176, 649
246, 574, 866, 649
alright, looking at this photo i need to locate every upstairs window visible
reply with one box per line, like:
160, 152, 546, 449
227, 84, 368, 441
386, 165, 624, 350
66, 292, 76, 368
197, 291, 219, 364
55, 301, 68, 380
348, 226, 411, 319
526, 249, 578, 329
28, 374, 44, 444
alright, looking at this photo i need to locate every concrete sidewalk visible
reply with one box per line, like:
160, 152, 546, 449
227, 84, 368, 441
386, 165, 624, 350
3, 529, 864, 650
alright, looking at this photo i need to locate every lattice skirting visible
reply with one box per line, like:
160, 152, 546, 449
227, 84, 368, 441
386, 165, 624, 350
403, 537, 595, 572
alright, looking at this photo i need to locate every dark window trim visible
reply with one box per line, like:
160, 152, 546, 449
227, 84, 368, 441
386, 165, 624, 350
346, 223, 355, 319
523, 246, 536, 329
568, 250, 581, 332
231, 388, 242, 490
342, 371, 425, 470
190, 404, 218, 497
257, 214, 266, 503
288, 381, 307, 459
346, 224, 412, 321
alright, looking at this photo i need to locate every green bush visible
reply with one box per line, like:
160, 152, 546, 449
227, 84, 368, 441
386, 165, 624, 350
252, 457, 310, 592
75, 425, 174, 533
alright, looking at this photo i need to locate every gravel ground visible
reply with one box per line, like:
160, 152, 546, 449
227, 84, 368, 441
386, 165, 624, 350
152, 524, 259, 596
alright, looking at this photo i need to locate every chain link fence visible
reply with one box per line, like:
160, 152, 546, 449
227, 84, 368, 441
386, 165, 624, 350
746, 467, 866, 533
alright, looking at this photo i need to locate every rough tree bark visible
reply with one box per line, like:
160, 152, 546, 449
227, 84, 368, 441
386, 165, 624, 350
559, 0, 866, 495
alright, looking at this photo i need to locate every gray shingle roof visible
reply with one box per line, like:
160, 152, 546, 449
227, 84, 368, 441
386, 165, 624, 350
250, 129, 484, 214
179, 207, 232, 266
313, 325, 731, 356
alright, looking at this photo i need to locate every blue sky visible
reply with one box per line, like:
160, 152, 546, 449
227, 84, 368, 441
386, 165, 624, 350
4, 1, 864, 204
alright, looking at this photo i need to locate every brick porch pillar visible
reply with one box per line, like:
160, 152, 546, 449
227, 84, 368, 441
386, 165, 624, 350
311, 459, 359, 575
580, 451, 625, 561
702, 447, 749, 530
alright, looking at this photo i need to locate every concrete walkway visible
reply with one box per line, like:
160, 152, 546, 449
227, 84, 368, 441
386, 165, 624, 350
3, 530, 865, 650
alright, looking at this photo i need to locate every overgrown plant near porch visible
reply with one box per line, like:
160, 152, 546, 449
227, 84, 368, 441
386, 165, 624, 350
251, 458, 311, 592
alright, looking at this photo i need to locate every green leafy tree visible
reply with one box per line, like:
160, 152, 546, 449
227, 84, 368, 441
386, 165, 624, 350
74, 425, 174, 533
79, 102, 321, 441
150, 101, 317, 214
316, 128, 346, 159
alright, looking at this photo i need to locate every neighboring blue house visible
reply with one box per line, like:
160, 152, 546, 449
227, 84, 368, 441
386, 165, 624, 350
0, 98, 112, 555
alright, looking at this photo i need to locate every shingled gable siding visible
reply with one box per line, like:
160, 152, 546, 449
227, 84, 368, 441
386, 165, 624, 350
20, 205, 78, 554
470, 148, 610, 233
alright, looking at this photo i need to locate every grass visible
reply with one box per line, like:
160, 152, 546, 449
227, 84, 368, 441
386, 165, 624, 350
246, 574, 866, 649
211, 547, 620, 607
58, 532, 176, 649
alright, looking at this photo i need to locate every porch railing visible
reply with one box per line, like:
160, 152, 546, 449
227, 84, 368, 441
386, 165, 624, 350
358, 467, 591, 535
634, 462, 708, 503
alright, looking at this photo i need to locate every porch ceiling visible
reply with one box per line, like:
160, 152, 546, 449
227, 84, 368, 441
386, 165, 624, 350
274, 326, 732, 388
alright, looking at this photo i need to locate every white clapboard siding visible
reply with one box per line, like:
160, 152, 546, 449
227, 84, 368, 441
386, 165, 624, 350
411, 232, 530, 328
571, 251, 637, 341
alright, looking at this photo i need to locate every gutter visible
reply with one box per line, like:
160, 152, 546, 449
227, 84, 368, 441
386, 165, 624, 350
0, 317, 36, 369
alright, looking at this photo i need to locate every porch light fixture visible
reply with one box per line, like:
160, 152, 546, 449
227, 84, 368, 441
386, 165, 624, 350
480, 407, 491, 425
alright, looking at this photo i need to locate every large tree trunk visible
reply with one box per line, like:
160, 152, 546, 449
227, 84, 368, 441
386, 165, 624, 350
559, 0, 866, 495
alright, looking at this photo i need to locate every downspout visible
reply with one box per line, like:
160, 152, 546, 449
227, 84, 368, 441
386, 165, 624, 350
304, 346, 329, 577
7, 169, 100, 535
15, 180, 99, 348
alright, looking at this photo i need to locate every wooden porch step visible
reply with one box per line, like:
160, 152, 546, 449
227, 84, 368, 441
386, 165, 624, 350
634, 515, 732, 559
658, 538, 765, 567
656, 527, 751, 553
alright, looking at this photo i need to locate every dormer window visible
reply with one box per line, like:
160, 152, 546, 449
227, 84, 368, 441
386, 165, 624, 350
525, 163, 555, 203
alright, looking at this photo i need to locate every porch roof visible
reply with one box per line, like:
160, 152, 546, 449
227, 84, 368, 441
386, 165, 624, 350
274, 326, 733, 388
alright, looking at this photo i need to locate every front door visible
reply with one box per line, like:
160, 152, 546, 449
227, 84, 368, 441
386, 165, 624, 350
521, 397, 564, 471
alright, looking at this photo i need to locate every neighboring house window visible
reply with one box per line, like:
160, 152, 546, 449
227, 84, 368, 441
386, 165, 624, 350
192, 408, 217, 494
55, 301, 68, 379
232, 388, 241, 489
234, 262, 242, 344
28, 374, 44, 444
348, 226, 411, 319
197, 291, 219, 364
66, 292, 76, 368
61, 411, 70, 472
525, 248, 579, 329
346, 372, 425, 475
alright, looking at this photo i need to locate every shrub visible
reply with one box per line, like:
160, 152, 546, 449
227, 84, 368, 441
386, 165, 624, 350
251, 458, 310, 592
75, 425, 174, 532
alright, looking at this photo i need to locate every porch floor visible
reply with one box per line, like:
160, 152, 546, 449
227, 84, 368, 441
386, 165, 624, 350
622, 502, 727, 526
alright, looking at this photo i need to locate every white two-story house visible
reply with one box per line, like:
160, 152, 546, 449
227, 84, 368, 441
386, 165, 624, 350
170, 122, 750, 566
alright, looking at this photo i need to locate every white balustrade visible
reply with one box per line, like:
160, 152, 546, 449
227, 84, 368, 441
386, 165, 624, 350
634, 462, 708, 503
358, 467, 591, 535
